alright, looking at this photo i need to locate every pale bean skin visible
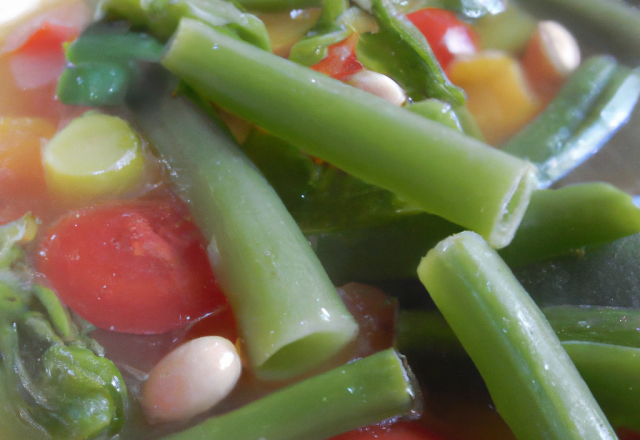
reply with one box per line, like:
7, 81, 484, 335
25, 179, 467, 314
141, 336, 242, 423
345, 70, 408, 106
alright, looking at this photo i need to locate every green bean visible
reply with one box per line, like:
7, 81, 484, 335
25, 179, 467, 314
418, 231, 616, 440
100, 0, 271, 49
32, 285, 76, 341
395, 309, 640, 431
564, 342, 640, 432
235, 0, 322, 12
514, 232, 640, 309
311, 182, 640, 282
500, 182, 640, 267
127, 68, 358, 380
163, 18, 538, 248
163, 349, 418, 440
502, 56, 617, 186
543, 306, 640, 349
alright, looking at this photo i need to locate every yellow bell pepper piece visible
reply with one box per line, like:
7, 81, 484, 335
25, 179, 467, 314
259, 9, 322, 57
448, 51, 542, 146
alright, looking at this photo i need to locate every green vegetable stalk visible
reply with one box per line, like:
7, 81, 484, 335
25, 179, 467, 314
311, 182, 640, 282
502, 57, 640, 187
162, 18, 538, 248
418, 231, 617, 440
163, 349, 419, 440
128, 68, 358, 380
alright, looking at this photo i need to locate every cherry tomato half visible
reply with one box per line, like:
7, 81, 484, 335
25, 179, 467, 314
406, 8, 480, 71
37, 196, 227, 334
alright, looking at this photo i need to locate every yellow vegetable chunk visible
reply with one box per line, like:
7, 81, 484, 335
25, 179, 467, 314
448, 51, 542, 146
43, 112, 146, 201
259, 8, 322, 57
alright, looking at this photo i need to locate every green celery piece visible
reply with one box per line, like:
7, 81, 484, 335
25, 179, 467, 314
405, 99, 465, 133
500, 182, 640, 268
241, 130, 418, 233
474, 1, 537, 53
501, 56, 618, 186
100, 0, 271, 50
163, 349, 418, 440
311, 182, 640, 283
57, 62, 132, 107
65, 22, 165, 64
163, 18, 537, 248
356, 0, 466, 104
515, 0, 640, 63
418, 231, 617, 440
564, 342, 640, 432
513, 233, 640, 309
535, 66, 640, 185
127, 68, 358, 380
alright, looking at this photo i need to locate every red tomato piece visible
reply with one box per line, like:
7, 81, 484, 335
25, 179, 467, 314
37, 197, 227, 334
310, 33, 364, 80
9, 22, 79, 90
406, 8, 480, 71
331, 420, 452, 440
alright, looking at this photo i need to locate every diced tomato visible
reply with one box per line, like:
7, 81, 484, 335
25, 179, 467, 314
406, 8, 480, 71
331, 420, 452, 440
8, 22, 78, 90
36, 196, 227, 334
310, 33, 364, 80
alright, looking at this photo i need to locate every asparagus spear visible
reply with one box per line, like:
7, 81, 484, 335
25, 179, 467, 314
127, 68, 358, 380
162, 18, 538, 248
418, 231, 617, 440
162, 349, 418, 440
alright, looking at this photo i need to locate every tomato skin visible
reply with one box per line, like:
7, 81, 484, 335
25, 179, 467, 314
331, 420, 452, 440
406, 9, 480, 71
37, 197, 227, 334
310, 33, 364, 80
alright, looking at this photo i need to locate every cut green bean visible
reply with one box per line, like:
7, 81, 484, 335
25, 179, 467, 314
163, 349, 418, 440
418, 231, 617, 440
502, 56, 617, 184
395, 309, 640, 431
235, 0, 322, 12
163, 18, 538, 248
128, 68, 358, 380
514, 232, 640, 309
57, 62, 133, 107
311, 182, 640, 282
564, 342, 640, 432
538, 66, 640, 184
100, 0, 271, 50
500, 182, 640, 267
543, 306, 640, 349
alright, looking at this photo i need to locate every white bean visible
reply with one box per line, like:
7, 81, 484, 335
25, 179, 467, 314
345, 70, 407, 106
141, 336, 242, 423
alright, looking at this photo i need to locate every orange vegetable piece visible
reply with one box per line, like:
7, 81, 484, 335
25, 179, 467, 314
0, 117, 56, 200
448, 51, 542, 146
